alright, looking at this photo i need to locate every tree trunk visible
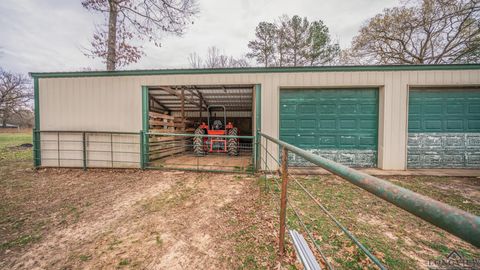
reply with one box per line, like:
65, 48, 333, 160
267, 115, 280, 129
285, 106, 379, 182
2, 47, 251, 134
106, 0, 118, 71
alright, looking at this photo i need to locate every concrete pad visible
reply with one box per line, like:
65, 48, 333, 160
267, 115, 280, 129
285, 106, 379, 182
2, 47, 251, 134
150, 153, 252, 171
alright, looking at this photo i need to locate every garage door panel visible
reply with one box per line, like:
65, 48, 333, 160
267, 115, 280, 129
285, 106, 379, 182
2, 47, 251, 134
337, 104, 357, 114
281, 104, 297, 114
359, 136, 377, 147
280, 135, 296, 145
359, 119, 377, 130
424, 120, 443, 131
469, 104, 480, 114
317, 104, 336, 114
299, 119, 316, 129
318, 119, 336, 130
445, 119, 464, 130
446, 104, 464, 114
298, 104, 316, 114
358, 104, 377, 114
468, 119, 480, 130
318, 135, 337, 148
280, 119, 297, 130
281, 88, 378, 167
408, 89, 480, 168
338, 119, 357, 130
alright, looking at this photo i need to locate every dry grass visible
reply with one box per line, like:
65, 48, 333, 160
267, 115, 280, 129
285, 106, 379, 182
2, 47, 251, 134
267, 174, 480, 269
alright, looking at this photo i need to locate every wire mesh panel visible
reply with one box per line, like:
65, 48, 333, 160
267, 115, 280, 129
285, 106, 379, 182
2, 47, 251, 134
35, 131, 141, 168
146, 132, 255, 173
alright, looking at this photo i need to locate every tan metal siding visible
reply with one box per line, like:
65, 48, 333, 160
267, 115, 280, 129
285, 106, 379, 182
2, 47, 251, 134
39, 69, 480, 170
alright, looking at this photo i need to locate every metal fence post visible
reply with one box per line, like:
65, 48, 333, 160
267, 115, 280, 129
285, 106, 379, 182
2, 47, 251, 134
140, 130, 145, 169
264, 137, 268, 191
82, 132, 87, 171
279, 146, 288, 256
144, 131, 149, 167
110, 133, 114, 168
33, 129, 40, 168
57, 132, 60, 167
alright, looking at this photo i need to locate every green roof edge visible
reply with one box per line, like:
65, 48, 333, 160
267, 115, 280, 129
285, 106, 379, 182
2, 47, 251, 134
29, 64, 480, 79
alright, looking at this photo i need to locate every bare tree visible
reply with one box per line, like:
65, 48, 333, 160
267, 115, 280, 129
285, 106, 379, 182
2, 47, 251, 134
190, 46, 250, 68
228, 56, 250, 67
82, 0, 199, 70
274, 16, 290, 67
349, 0, 480, 64
204, 46, 224, 68
188, 52, 203, 68
0, 69, 32, 128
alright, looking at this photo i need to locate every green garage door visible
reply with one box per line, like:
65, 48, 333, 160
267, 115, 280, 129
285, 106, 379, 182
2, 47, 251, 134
408, 89, 480, 168
280, 88, 378, 167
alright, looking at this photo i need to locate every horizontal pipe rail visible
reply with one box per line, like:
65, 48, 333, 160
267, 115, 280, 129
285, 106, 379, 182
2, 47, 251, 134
147, 132, 254, 139
259, 132, 480, 248
35, 130, 140, 135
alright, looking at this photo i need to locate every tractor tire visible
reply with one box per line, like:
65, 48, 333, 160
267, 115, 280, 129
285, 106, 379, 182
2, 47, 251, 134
227, 127, 239, 156
193, 127, 205, 156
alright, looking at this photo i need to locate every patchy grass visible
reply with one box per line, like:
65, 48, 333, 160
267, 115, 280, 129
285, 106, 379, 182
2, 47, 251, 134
79, 254, 92, 262
140, 181, 196, 213
262, 174, 480, 270
118, 258, 130, 266
0, 132, 32, 163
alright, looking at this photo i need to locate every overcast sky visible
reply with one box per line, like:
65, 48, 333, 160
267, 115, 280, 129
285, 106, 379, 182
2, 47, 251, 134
0, 0, 400, 74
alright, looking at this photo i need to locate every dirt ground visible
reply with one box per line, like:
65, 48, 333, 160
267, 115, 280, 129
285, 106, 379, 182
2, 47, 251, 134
0, 168, 284, 269
1, 133, 479, 269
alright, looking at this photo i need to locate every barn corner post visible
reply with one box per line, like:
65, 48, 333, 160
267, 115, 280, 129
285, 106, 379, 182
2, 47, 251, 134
141, 85, 149, 169
33, 76, 41, 168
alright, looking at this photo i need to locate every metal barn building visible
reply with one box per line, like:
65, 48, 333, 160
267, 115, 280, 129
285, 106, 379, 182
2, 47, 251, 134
30, 65, 480, 171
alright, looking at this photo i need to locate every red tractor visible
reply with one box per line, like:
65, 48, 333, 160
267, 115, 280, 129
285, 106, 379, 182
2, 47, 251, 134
193, 105, 239, 156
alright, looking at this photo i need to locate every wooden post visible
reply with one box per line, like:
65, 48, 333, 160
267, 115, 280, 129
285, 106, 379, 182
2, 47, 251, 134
181, 88, 185, 131
199, 95, 203, 123
279, 146, 288, 256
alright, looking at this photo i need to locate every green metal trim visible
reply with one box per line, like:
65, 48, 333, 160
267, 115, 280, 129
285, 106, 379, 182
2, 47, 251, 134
29, 64, 480, 79
141, 86, 149, 166
33, 77, 41, 167
255, 84, 262, 170
259, 132, 480, 248
142, 86, 149, 131
38, 130, 139, 135
34, 77, 40, 129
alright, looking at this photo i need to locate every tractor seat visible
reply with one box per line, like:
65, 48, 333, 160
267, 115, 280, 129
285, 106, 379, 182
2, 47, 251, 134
212, 120, 223, 130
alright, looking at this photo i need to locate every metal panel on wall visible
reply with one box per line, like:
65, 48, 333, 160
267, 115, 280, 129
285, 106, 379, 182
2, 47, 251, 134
408, 89, 480, 168
280, 88, 379, 167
